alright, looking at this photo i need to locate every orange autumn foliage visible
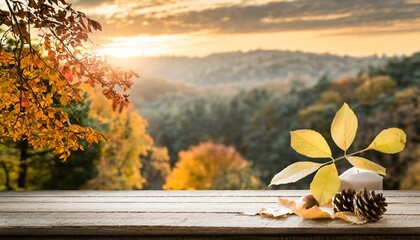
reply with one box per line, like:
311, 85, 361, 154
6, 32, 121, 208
164, 142, 261, 190
82, 90, 170, 190
0, 0, 136, 160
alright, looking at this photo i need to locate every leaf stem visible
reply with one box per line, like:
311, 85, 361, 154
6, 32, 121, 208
322, 148, 369, 167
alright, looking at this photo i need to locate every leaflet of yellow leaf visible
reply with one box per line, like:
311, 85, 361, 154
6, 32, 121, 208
346, 156, 386, 175
367, 128, 406, 154
290, 130, 332, 158
310, 163, 340, 206
270, 161, 322, 185
331, 103, 358, 151
335, 212, 367, 224
293, 206, 334, 219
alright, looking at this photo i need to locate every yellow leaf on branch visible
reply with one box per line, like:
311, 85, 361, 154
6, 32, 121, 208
310, 163, 340, 206
290, 130, 332, 158
367, 128, 406, 154
270, 161, 321, 185
331, 103, 358, 151
346, 156, 386, 175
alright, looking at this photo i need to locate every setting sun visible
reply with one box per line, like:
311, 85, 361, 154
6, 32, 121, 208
95, 35, 190, 58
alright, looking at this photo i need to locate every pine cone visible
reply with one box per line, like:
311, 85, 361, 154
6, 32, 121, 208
354, 187, 387, 222
333, 188, 356, 212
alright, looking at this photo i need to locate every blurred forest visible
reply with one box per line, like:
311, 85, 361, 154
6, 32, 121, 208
140, 52, 420, 190
1, 51, 420, 190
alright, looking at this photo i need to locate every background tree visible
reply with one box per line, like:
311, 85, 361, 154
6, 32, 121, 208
141, 147, 171, 190
163, 142, 261, 190
0, 0, 135, 188
83, 90, 170, 190
355, 76, 396, 106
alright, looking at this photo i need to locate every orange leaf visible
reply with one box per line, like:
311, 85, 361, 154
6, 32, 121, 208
278, 196, 297, 209
293, 206, 334, 219
21, 92, 27, 108
335, 212, 366, 224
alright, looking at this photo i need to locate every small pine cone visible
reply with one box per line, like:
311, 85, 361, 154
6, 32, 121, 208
354, 187, 387, 222
333, 188, 356, 212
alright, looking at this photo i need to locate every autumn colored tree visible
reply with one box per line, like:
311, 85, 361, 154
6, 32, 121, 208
356, 76, 396, 105
83, 90, 170, 190
164, 142, 261, 190
28, 96, 103, 190
0, 0, 135, 188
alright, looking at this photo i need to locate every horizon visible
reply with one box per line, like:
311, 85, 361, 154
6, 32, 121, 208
108, 48, 404, 60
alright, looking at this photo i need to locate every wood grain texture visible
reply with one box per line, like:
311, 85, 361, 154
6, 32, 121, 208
0, 202, 418, 215
0, 196, 418, 203
1, 190, 419, 197
0, 190, 419, 239
1, 235, 419, 240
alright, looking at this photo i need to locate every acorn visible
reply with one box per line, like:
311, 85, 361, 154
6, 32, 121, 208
299, 193, 319, 209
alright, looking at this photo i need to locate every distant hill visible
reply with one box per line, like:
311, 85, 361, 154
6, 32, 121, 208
110, 50, 387, 104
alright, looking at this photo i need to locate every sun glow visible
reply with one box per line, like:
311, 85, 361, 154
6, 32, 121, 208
95, 34, 191, 58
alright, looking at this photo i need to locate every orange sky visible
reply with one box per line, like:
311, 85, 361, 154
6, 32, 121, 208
68, 0, 420, 58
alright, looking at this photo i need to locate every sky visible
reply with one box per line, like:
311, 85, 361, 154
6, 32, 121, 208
68, 0, 420, 58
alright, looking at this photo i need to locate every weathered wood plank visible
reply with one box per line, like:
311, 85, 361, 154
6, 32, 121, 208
0, 190, 419, 238
0, 190, 418, 197
1, 235, 419, 240
0, 202, 417, 215
0, 196, 417, 203
0, 212, 419, 235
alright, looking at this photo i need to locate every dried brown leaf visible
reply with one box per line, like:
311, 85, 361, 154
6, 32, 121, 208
278, 196, 297, 209
259, 207, 294, 218
293, 205, 334, 219
335, 212, 367, 224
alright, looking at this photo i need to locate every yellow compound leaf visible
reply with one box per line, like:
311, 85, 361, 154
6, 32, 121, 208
331, 103, 358, 151
346, 156, 386, 175
270, 161, 322, 185
290, 130, 332, 158
367, 128, 406, 154
310, 163, 340, 206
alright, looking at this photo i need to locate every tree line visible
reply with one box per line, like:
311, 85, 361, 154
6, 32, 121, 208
144, 52, 420, 190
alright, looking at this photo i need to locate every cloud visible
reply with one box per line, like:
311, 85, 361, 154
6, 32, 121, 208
71, 0, 116, 7
78, 0, 420, 36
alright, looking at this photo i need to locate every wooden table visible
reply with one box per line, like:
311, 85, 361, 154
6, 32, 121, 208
0, 190, 419, 239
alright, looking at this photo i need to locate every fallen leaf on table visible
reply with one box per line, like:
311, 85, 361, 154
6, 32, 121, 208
293, 206, 334, 219
259, 207, 294, 218
278, 196, 297, 209
279, 196, 334, 219
335, 212, 367, 224
245, 195, 368, 224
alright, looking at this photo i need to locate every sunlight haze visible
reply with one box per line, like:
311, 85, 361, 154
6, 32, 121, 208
68, 0, 420, 58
